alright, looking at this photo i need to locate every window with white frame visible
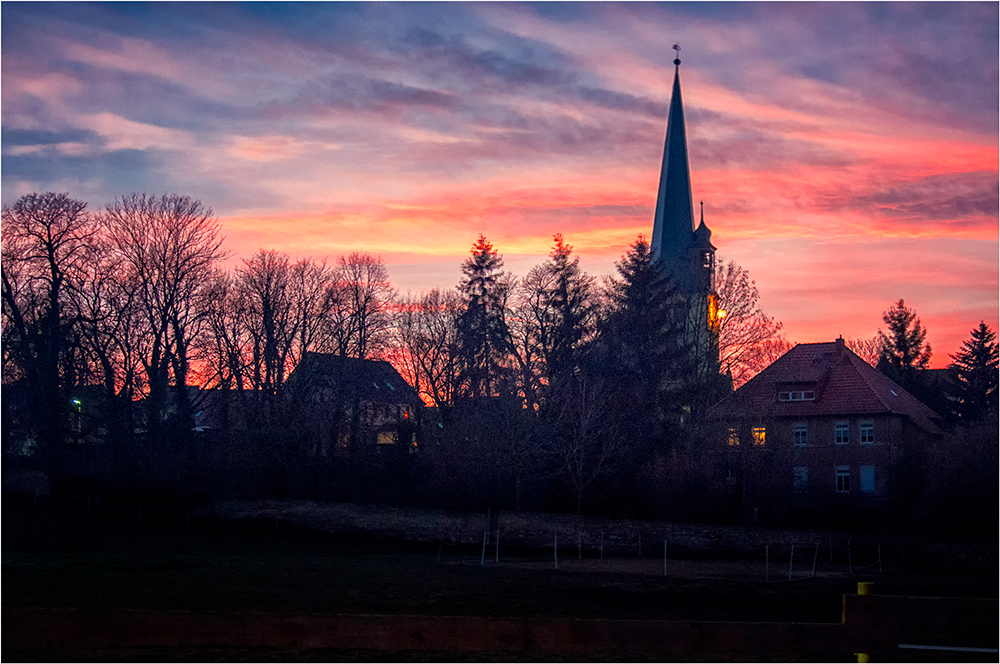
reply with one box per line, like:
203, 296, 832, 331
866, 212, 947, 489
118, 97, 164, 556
860, 465, 875, 492
859, 421, 874, 445
836, 466, 851, 492
835, 421, 850, 445
778, 390, 816, 402
793, 466, 808, 493
793, 422, 808, 446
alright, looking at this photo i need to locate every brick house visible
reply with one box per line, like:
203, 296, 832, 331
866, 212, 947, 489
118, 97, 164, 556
286, 352, 423, 457
708, 338, 943, 520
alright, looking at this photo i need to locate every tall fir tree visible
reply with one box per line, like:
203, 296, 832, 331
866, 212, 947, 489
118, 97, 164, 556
876, 298, 932, 392
455, 235, 514, 401
541, 233, 596, 388
949, 322, 998, 422
597, 236, 688, 448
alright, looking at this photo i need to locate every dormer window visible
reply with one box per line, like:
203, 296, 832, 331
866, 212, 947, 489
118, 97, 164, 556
778, 390, 815, 402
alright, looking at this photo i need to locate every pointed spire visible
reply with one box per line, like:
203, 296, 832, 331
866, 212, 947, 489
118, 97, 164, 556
651, 44, 695, 269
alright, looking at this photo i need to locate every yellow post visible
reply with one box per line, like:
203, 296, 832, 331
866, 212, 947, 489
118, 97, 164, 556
855, 583, 872, 662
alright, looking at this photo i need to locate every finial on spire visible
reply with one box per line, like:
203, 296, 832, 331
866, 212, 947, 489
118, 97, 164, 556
700, 200, 704, 223
672, 43, 681, 67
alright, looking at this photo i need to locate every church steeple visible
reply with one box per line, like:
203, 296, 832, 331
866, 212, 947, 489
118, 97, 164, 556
650, 45, 696, 272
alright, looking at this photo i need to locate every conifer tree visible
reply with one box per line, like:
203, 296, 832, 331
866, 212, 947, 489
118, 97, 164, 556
540, 234, 596, 387
597, 236, 687, 446
455, 235, 514, 400
876, 298, 932, 391
949, 322, 998, 421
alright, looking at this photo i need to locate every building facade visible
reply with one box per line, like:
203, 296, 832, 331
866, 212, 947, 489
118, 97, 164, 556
709, 338, 943, 520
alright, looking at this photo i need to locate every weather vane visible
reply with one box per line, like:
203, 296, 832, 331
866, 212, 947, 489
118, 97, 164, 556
672, 43, 681, 66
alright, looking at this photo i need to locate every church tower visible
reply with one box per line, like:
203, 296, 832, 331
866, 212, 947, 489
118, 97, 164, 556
650, 47, 721, 374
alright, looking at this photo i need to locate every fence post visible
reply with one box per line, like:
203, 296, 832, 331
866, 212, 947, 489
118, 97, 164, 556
788, 544, 795, 581
480, 530, 487, 566
554, 531, 558, 570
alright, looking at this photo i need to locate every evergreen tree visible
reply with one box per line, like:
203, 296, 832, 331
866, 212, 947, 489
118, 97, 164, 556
455, 235, 514, 400
876, 298, 932, 391
597, 236, 687, 446
540, 233, 596, 387
949, 322, 998, 421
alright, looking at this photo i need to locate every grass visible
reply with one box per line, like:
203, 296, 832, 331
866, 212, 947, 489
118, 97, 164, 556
4, 502, 997, 662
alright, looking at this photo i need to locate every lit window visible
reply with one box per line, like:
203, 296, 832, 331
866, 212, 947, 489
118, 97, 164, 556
727, 428, 740, 446
377, 431, 396, 445
859, 421, 874, 445
794, 466, 808, 493
752, 427, 766, 446
835, 422, 850, 445
860, 465, 875, 492
703, 252, 712, 268
836, 466, 851, 492
793, 422, 808, 446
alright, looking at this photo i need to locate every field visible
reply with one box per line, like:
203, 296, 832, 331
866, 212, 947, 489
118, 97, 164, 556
3, 497, 997, 661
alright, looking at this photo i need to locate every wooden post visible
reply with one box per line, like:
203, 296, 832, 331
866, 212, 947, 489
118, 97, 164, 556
812, 543, 819, 577
554, 531, 558, 570
480, 530, 487, 566
788, 544, 795, 581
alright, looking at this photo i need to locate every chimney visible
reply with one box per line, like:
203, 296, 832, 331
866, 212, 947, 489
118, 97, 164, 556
835, 336, 845, 356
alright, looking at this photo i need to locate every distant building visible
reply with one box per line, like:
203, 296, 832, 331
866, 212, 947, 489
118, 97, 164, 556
651, 49, 721, 375
708, 338, 943, 520
286, 352, 422, 457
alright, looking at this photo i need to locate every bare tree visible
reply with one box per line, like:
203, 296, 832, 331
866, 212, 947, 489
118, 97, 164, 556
1, 193, 96, 459
846, 335, 880, 366
715, 258, 784, 388
548, 374, 625, 515
321, 253, 396, 360
102, 193, 228, 455
390, 288, 461, 409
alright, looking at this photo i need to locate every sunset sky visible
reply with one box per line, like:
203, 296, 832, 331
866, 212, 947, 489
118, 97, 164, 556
3, 2, 997, 365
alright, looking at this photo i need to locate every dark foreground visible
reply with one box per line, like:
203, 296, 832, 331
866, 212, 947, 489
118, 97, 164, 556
3, 503, 997, 662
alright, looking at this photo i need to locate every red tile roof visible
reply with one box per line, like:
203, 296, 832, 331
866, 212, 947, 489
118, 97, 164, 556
711, 340, 942, 434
